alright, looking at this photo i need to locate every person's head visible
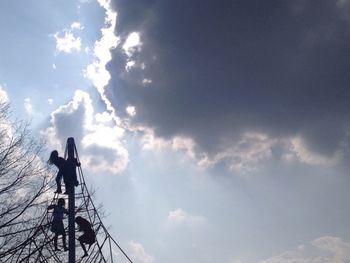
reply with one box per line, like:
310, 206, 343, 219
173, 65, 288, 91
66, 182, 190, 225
75, 216, 83, 225
48, 150, 59, 165
57, 198, 65, 207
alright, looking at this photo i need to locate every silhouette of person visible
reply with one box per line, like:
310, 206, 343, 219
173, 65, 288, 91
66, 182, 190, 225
48, 198, 68, 251
48, 150, 67, 194
75, 216, 96, 258
65, 155, 80, 189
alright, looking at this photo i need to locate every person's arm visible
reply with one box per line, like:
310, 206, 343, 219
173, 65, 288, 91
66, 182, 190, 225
47, 205, 55, 210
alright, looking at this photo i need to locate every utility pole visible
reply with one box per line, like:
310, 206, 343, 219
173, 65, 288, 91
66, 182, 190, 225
67, 137, 76, 263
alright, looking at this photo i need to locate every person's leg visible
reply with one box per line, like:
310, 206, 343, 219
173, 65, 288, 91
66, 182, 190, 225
62, 232, 68, 251
54, 234, 59, 251
63, 179, 69, 194
55, 172, 62, 193
80, 241, 88, 257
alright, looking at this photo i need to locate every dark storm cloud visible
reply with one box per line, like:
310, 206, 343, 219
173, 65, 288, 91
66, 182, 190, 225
108, 0, 350, 158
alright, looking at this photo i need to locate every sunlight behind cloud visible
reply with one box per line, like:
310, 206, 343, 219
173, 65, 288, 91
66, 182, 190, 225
126, 105, 136, 116
85, 0, 120, 121
43, 90, 128, 174
290, 137, 342, 166
125, 60, 136, 71
122, 32, 142, 57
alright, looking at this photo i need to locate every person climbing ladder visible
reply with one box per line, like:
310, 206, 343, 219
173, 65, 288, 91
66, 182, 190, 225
47, 198, 68, 251
75, 216, 96, 258
65, 153, 80, 188
48, 150, 67, 194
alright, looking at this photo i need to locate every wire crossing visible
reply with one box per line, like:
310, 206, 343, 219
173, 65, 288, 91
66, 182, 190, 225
3, 138, 133, 263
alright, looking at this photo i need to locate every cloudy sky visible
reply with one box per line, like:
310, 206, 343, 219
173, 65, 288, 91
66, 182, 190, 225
1, 0, 350, 262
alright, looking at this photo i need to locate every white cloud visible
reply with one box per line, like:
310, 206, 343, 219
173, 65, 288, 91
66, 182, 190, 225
52, 21, 84, 54
71, 21, 83, 30
290, 137, 342, 166
54, 31, 81, 53
168, 208, 189, 223
85, 0, 120, 123
125, 60, 136, 71
128, 241, 154, 263
126, 105, 136, 116
259, 236, 350, 263
42, 90, 128, 174
167, 208, 206, 225
141, 128, 197, 161
0, 85, 9, 102
207, 132, 276, 173
209, 133, 342, 173
139, 126, 342, 174
48, 98, 53, 105
204, 133, 342, 173
312, 236, 350, 261
122, 32, 142, 57
142, 78, 152, 86
125, 60, 149, 72
121, 32, 145, 73
24, 97, 33, 113
140, 129, 274, 174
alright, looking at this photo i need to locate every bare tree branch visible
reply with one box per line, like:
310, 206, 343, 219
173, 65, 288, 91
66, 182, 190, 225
0, 100, 54, 260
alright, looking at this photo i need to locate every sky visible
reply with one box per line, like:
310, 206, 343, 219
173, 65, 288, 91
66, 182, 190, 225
1, 0, 350, 262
